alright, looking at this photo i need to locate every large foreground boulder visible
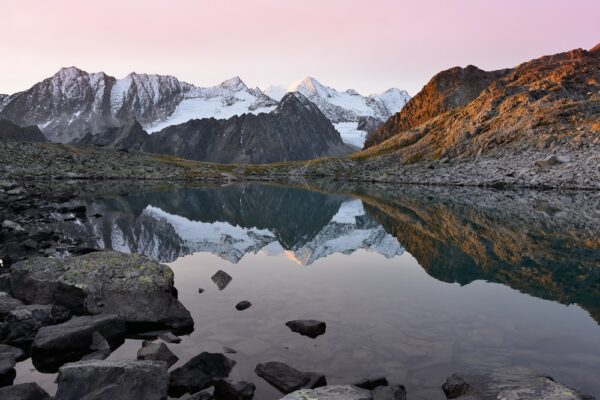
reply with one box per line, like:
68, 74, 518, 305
55, 359, 168, 400
280, 385, 373, 400
9, 251, 193, 332
0, 382, 51, 400
169, 352, 236, 397
31, 314, 126, 371
255, 361, 327, 394
442, 366, 597, 400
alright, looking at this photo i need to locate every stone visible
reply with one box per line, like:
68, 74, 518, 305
189, 391, 213, 400
254, 361, 327, 394
169, 352, 236, 396
354, 376, 388, 390
31, 314, 126, 371
0, 344, 26, 362
20, 239, 38, 250
223, 346, 237, 354
371, 385, 407, 400
198, 288, 205, 293
80, 332, 111, 361
137, 341, 178, 368
159, 331, 181, 344
213, 379, 256, 400
235, 301, 252, 311
55, 360, 168, 400
534, 155, 567, 168
2, 221, 24, 233
280, 385, 373, 400
0, 292, 24, 319
0, 382, 51, 400
0, 304, 71, 345
9, 251, 193, 332
0, 353, 16, 387
285, 320, 326, 338
442, 373, 474, 399
211, 270, 232, 290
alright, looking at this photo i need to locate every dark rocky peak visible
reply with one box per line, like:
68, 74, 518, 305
275, 92, 320, 115
0, 119, 47, 142
76, 117, 149, 150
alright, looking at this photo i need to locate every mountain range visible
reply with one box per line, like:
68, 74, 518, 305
0, 67, 409, 148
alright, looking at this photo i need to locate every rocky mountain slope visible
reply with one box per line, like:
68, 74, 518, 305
0, 69, 408, 148
78, 92, 355, 163
361, 45, 600, 162
265, 77, 410, 147
0, 119, 47, 142
0, 67, 277, 143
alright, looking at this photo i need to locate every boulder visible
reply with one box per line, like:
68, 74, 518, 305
0, 292, 24, 319
137, 341, 178, 368
371, 385, 407, 400
285, 320, 326, 338
169, 352, 236, 396
159, 332, 181, 343
0, 304, 71, 345
80, 332, 111, 361
213, 379, 256, 400
211, 270, 232, 290
31, 314, 126, 371
189, 391, 213, 400
280, 385, 373, 400
255, 361, 326, 394
0, 382, 51, 400
235, 301, 252, 311
0, 344, 25, 362
0, 353, 16, 387
9, 251, 193, 332
354, 376, 388, 390
443, 367, 596, 400
55, 360, 168, 400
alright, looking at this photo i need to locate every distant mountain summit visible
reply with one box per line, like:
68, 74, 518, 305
265, 76, 411, 147
0, 69, 409, 147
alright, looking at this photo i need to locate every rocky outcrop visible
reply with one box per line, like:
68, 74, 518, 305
55, 360, 169, 400
9, 251, 193, 332
0, 120, 47, 142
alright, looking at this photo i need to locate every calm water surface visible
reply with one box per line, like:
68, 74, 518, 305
14, 183, 600, 399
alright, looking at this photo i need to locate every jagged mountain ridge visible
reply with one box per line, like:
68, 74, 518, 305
77, 92, 355, 163
0, 69, 409, 147
265, 77, 411, 147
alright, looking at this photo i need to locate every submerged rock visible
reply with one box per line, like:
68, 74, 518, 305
285, 320, 326, 338
213, 379, 256, 400
255, 361, 326, 394
137, 341, 178, 368
169, 352, 236, 396
31, 314, 126, 371
55, 359, 168, 400
235, 301, 252, 311
9, 251, 193, 332
0, 382, 51, 400
211, 270, 232, 290
281, 385, 373, 400
0, 304, 71, 345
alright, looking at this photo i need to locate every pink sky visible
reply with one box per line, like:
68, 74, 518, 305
1, 0, 599, 96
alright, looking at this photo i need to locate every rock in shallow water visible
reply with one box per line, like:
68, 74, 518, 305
280, 385, 373, 400
55, 359, 168, 400
285, 320, 326, 338
371, 385, 407, 400
0, 382, 51, 400
235, 301, 252, 311
31, 314, 126, 371
255, 361, 327, 394
9, 251, 193, 332
211, 270, 233, 290
169, 352, 236, 396
137, 341, 178, 368
213, 379, 256, 400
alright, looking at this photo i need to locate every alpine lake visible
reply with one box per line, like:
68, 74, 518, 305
13, 181, 600, 399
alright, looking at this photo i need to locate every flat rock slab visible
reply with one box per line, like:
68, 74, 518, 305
31, 314, 126, 371
255, 361, 327, 394
9, 251, 193, 332
211, 270, 232, 290
169, 352, 236, 396
55, 359, 168, 400
285, 320, 326, 338
137, 341, 179, 368
444, 366, 596, 400
0, 382, 51, 400
281, 385, 373, 400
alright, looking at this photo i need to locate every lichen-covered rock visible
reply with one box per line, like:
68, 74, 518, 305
55, 360, 168, 400
280, 385, 373, 400
10, 251, 193, 332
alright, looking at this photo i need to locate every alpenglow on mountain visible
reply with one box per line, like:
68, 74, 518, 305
0, 67, 410, 147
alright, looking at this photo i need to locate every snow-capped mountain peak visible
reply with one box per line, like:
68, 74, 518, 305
219, 76, 247, 91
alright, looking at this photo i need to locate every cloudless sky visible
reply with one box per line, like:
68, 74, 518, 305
1, 0, 599, 96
